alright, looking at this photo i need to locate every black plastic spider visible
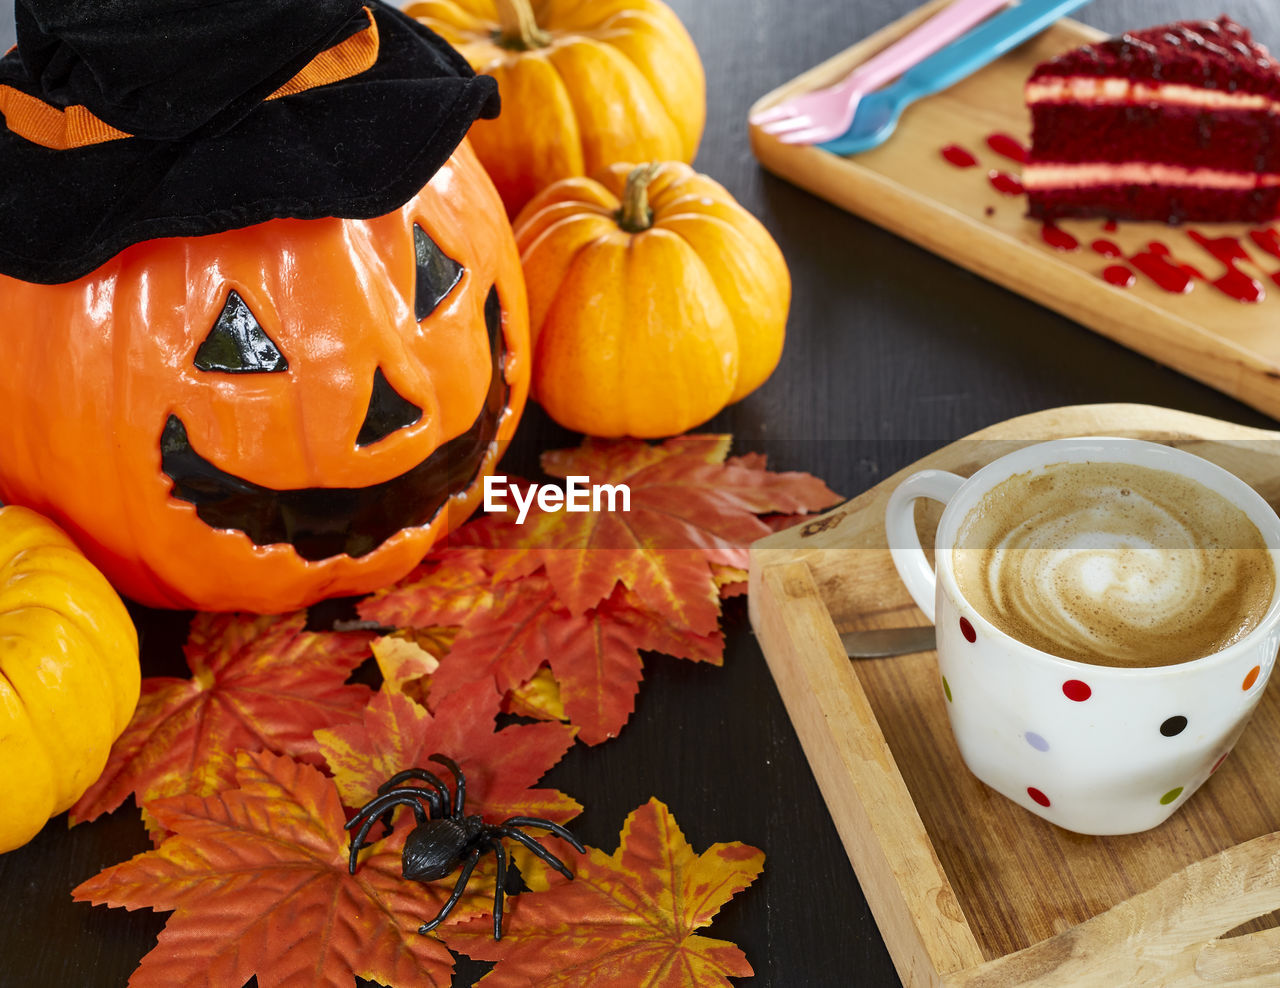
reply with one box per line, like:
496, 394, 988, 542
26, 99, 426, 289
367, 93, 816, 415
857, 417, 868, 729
344, 753, 584, 939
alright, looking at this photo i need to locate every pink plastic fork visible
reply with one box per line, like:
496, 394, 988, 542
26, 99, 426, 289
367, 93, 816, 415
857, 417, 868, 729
751, 0, 1013, 145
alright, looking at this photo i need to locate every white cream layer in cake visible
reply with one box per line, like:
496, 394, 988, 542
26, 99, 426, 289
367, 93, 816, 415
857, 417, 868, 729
1022, 162, 1280, 191
1026, 76, 1279, 111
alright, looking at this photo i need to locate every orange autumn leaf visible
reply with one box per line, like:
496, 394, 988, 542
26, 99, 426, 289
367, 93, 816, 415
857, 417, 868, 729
712, 564, 748, 600
450, 435, 839, 632
540, 436, 838, 564
443, 798, 765, 987
354, 549, 722, 743
433, 573, 723, 745
372, 630, 447, 697
74, 750, 491, 988
725, 451, 768, 471
503, 666, 568, 722
316, 681, 581, 824
70, 612, 374, 829
359, 546, 497, 629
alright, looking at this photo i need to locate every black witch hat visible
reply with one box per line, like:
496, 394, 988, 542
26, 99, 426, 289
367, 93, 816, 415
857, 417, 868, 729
0, 0, 499, 284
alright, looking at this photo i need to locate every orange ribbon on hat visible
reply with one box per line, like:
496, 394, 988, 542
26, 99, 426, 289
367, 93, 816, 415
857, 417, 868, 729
0, 5, 379, 150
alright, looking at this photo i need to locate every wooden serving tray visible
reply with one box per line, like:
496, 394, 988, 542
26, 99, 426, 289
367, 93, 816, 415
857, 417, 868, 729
748, 2, 1280, 423
748, 404, 1280, 987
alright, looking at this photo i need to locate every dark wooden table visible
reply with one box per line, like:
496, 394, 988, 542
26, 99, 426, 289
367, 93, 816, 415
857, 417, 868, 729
4, 1, 1280, 985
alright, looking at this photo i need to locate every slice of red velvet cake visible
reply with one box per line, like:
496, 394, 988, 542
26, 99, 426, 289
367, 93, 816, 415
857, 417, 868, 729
1024, 17, 1280, 224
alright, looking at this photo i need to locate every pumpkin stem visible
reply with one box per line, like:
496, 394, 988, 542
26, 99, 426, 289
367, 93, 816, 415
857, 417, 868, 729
617, 163, 662, 233
494, 0, 551, 50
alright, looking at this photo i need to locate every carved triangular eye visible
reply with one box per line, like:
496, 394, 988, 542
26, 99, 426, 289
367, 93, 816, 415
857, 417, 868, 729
357, 368, 423, 448
414, 223, 464, 321
194, 291, 287, 373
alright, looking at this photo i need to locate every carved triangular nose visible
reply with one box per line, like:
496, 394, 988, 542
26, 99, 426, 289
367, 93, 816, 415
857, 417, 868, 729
357, 368, 423, 447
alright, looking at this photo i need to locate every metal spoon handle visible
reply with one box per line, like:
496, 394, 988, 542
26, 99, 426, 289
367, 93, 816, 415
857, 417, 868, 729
841, 625, 937, 658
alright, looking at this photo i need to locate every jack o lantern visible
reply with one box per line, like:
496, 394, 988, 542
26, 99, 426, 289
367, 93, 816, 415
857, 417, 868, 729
0, 0, 529, 612
0, 140, 529, 612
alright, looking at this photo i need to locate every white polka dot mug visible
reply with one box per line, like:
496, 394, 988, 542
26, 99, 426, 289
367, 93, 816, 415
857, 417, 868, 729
885, 437, 1280, 835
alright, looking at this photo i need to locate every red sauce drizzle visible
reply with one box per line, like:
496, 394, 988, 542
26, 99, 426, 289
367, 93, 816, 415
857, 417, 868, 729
940, 144, 978, 168
1188, 231, 1265, 304
937, 139, 1280, 304
988, 170, 1023, 196
1149, 240, 1203, 281
1211, 269, 1266, 303
1103, 265, 1136, 288
1130, 247, 1194, 294
1189, 231, 1250, 265
1249, 228, 1280, 259
1245, 230, 1280, 287
985, 132, 1028, 164
1040, 223, 1079, 252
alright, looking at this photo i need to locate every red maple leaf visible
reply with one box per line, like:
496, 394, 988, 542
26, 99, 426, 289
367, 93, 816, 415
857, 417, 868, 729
443, 798, 765, 987
74, 750, 492, 988
359, 547, 497, 629
315, 681, 581, 824
449, 435, 838, 632
70, 612, 374, 831
430, 573, 723, 745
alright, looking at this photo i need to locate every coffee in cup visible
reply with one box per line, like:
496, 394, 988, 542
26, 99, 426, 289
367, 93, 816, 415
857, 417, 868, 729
884, 437, 1280, 835
951, 460, 1275, 667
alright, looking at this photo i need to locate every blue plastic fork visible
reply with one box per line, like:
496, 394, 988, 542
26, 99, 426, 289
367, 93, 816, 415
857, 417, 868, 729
820, 0, 1093, 156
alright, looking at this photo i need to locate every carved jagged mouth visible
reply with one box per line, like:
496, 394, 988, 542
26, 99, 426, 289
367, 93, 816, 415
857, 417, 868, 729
161, 288, 508, 561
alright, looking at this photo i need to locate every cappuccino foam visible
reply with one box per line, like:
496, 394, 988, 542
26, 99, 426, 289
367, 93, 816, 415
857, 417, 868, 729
952, 461, 1274, 667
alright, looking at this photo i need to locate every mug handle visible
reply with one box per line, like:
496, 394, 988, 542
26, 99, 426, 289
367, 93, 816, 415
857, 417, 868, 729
884, 470, 965, 623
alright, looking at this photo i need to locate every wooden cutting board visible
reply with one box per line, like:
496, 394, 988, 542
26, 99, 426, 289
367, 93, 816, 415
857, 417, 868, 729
748, 403, 1280, 987
749, 1, 1280, 423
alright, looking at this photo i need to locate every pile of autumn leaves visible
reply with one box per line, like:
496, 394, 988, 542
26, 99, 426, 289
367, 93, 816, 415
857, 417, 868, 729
70, 435, 838, 987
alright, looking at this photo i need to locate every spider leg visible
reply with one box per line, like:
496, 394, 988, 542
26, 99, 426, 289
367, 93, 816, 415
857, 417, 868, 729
484, 838, 509, 940
502, 816, 586, 852
345, 787, 435, 832
344, 792, 429, 874
371, 770, 446, 837
428, 753, 465, 817
377, 768, 448, 819
345, 802, 395, 858
346, 787, 431, 838
418, 847, 482, 936
495, 825, 576, 880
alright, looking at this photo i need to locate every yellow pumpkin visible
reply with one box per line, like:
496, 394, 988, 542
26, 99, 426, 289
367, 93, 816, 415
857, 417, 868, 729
0, 506, 139, 853
407, 0, 705, 216
513, 161, 790, 438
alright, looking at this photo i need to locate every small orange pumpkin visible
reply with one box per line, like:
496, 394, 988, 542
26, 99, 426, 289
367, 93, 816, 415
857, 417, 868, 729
407, 0, 705, 216
513, 161, 789, 438
0, 140, 529, 612
0, 505, 139, 854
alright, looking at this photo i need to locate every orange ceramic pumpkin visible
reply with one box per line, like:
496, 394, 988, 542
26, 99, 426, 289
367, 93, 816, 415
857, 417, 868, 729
514, 161, 788, 438
0, 140, 529, 613
407, 0, 705, 216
